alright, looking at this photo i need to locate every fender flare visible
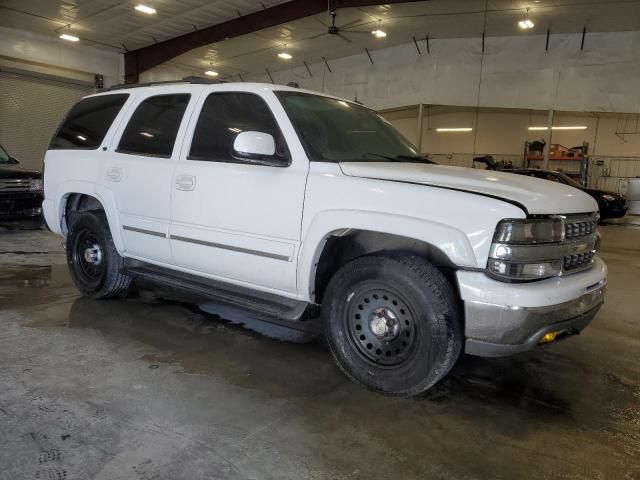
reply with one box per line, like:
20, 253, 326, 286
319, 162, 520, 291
296, 209, 477, 302
54, 181, 125, 255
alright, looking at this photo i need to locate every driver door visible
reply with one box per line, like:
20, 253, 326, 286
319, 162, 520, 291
169, 90, 307, 295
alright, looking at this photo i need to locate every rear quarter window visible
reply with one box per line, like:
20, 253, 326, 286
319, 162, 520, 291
49, 94, 129, 150
117, 94, 190, 158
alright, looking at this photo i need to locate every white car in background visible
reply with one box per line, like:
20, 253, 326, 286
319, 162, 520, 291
42, 80, 607, 396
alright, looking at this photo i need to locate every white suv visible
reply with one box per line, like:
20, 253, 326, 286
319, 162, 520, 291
43, 80, 607, 396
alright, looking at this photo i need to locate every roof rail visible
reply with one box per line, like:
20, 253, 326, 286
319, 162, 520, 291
105, 76, 225, 92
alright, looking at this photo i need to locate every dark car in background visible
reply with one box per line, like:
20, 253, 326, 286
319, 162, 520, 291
508, 168, 628, 220
0, 143, 44, 229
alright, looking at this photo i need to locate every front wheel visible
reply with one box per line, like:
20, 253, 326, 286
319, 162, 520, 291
66, 210, 130, 299
322, 254, 462, 397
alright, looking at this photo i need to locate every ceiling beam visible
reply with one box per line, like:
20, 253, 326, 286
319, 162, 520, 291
124, 0, 427, 83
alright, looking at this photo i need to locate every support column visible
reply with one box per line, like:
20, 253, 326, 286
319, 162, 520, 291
416, 104, 424, 153
543, 109, 554, 170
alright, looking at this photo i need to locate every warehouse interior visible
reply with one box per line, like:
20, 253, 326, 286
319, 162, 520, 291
1, 1, 639, 479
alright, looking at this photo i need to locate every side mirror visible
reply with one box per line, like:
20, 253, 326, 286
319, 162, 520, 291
8, 157, 19, 164
233, 131, 276, 159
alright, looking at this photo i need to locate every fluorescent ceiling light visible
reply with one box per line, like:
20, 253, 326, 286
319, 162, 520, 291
140, 132, 154, 138
204, 70, 218, 77
436, 127, 473, 132
228, 127, 242, 133
371, 29, 387, 38
518, 19, 534, 29
278, 51, 292, 60
528, 126, 588, 131
135, 4, 157, 14
59, 33, 79, 42
76, 135, 87, 141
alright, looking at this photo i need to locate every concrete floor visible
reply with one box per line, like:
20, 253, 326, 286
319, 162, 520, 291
0, 226, 639, 480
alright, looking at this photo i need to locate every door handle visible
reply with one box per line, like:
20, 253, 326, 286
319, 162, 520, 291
106, 167, 122, 182
175, 175, 196, 191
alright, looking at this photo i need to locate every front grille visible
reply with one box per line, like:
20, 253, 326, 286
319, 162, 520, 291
561, 213, 599, 274
564, 216, 598, 239
0, 179, 30, 192
564, 250, 595, 271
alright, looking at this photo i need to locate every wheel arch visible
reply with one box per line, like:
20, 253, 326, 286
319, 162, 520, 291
298, 210, 477, 304
56, 184, 124, 253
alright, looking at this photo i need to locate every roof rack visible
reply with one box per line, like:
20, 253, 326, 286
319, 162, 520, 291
105, 76, 225, 92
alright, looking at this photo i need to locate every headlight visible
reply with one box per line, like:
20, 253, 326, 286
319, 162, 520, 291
487, 217, 597, 282
29, 178, 43, 192
493, 218, 564, 244
600, 194, 616, 202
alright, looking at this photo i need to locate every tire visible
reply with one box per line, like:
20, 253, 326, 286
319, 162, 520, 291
66, 210, 131, 299
322, 253, 462, 397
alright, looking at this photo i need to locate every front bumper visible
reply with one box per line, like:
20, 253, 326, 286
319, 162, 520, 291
457, 256, 607, 357
0, 192, 44, 228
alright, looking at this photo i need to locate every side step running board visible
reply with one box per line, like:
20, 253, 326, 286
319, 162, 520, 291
124, 261, 320, 342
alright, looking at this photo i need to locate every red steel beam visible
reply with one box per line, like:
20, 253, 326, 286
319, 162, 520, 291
124, 0, 427, 83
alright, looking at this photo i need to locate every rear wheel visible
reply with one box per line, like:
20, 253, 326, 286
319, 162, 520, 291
322, 254, 462, 397
66, 210, 130, 299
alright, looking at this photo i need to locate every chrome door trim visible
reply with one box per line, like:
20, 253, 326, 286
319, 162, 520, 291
123, 225, 166, 238
169, 234, 291, 262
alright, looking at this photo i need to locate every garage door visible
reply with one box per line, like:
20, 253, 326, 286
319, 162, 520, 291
0, 70, 94, 171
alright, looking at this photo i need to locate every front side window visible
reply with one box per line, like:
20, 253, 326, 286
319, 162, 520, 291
0, 144, 10, 163
117, 94, 190, 158
49, 94, 129, 150
275, 91, 419, 163
189, 92, 288, 163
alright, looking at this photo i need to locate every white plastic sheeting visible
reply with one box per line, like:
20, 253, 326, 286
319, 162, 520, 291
242, 31, 640, 114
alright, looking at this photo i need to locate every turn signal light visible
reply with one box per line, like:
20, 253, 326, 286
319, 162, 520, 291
539, 331, 558, 344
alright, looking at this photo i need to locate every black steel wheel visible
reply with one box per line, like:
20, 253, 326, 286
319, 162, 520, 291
346, 286, 420, 367
66, 210, 130, 299
323, 253, 462, 397
72, 228, 105, 285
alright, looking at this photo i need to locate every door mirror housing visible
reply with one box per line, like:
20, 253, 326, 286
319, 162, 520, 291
233, 131, 276, 159
8, 157, 19, 165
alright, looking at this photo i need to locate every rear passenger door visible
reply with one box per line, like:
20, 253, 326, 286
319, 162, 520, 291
169, 91, 307, 295
102, 90, 194, 264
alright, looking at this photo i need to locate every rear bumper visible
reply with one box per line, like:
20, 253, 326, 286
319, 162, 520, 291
601, 207, 628, 219
457, 257, 607, 357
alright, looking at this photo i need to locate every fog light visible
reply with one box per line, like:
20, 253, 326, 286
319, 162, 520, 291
539, 331, 558, 344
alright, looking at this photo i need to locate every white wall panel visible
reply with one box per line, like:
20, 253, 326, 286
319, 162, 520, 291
0, 26, 123, 87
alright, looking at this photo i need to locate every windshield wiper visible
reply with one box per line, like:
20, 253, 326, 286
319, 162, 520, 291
363, 153, 436, 164
395, 155, 436, 164
362, 152, 402, 162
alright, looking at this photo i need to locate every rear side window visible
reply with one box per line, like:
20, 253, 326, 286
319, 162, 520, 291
49, 94, 129, 150
189, 92, 288, 163
117, 94, 190, 158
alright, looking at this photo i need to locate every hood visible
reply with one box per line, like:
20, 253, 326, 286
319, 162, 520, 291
0, 164, 42, 179
339, 162, 598, 215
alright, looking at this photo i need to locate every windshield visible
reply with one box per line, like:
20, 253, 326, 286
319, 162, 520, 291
276, 91, 421, 162
556, 172, 584, 189
0, 144, 10, 164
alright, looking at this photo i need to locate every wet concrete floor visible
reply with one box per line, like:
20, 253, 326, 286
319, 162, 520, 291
0, 227, 639, 479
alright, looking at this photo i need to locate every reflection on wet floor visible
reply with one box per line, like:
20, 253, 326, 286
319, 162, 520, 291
1, 228, 639, 479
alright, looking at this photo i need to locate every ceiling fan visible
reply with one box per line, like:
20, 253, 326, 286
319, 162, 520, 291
310, 2, 372, 44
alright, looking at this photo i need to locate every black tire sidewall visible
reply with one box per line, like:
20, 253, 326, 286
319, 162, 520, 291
66, 211, 122, 298
323, 255, 460, 396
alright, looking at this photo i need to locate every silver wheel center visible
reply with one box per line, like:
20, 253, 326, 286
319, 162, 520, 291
369, 307, 399, 339
83, 244, 102, 265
